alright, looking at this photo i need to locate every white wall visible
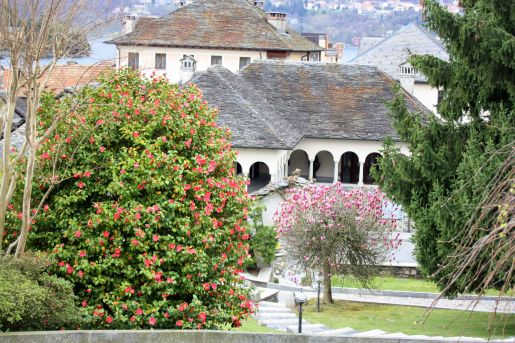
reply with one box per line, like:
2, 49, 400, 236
117, 46, 317, 83
293, 138, 409, 164
314, 150, 334, 179
236, 148, 288, 182
118, 46, 265, 83
413, 83, 439, 114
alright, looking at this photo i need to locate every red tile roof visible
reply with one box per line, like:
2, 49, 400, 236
2, 62, 114, 94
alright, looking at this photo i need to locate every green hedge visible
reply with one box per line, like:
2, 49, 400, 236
0, 253, 82, 331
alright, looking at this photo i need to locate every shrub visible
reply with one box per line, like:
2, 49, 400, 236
248, 206, 277, 267
21, 69, 254, 329
0, 253, 82, 331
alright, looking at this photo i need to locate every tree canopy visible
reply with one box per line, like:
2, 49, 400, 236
375, 0, 514, 295
4, 69, 254, 329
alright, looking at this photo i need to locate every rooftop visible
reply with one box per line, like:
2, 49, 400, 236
349, 23, 449, 82
107, 0, 322, 52
191, 61, 428, 149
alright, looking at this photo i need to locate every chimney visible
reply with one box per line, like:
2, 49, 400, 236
180, 55, 197, 84
122, 15, 136, 35
253, 1, 264, 9
399, 64, 417, 95
267, 12, 287, 34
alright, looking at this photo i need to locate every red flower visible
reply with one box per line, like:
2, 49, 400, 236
84, 171, 91, 177
148, 317, 156, 326
135, 308, 143, 316
96, 119, 104, 125
79, 251, 87, 257
152, 234, 159, 242
74, 230, 82, 238
164, 312, 170, 318
103, 231, 110, 238
43, 204, 50, 212
99, 146, 105, 153
41, 152, 50, 160
66, 265, 74, 274
130, 316, 136, 322
133, 131, 140, 138
77, 182, 85, 189
176, 320, 183, 327
106, 316, 113, 324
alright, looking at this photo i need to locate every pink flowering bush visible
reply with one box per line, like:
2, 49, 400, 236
5, 69, 254, 329
274, 184, 399, 302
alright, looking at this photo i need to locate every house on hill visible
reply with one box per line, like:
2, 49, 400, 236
349, 23, 449, 113
191, 61, 427, 192
106, 0, 324, 84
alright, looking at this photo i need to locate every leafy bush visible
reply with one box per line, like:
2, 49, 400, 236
20, 69, 254, 329
0, 253, 82, 331
248, 206, 277, 266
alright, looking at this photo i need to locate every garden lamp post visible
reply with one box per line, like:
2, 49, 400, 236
294, 292, 308, 333
314, 271, 324, 312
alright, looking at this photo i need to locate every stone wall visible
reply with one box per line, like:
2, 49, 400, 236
0, 330, 503, 343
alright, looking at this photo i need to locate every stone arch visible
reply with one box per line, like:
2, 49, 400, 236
288, 149, 309, 178
364, 152, 382, 185
248, 161, 270, 192
314, 150, 334, 183
235, 162, 243, 176
340, 151, 360, 184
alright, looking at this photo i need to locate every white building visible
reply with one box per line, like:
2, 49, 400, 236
191, 61, 427, 193
106, 0, 324, 84
349, 23, 449, 113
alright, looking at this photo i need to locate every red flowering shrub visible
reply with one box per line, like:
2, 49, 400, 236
23, 69, 254, 329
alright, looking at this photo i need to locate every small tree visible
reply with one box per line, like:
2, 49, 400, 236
274, 184, 398, 303
22, 69, 254, 329
0, 0, 105, 256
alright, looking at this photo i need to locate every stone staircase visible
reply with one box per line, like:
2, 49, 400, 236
254, 301, 508, 341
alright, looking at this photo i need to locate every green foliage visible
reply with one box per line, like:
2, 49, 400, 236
0, 253, 82, 331
8, 69, 254, 329
248, 205, 277, 266
375, 0, 515, 295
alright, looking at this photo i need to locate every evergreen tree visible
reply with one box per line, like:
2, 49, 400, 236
375, 0, 514, 295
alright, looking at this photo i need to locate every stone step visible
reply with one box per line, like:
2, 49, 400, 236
255, 312, 297, 320
263, 320, 308, 330
380, 332, 409, 338
315, 327, 358, 336
257, 307, 292, 313
351, 329, 387, 337
286, 323, 329, 334
258, 301, 286, 308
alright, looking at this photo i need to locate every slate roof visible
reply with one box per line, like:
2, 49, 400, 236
107, 0, 322, 52
191, 61, 428, 149
349, 23, 449, 82
357, 37, 384, 54
0, 93, 27, 149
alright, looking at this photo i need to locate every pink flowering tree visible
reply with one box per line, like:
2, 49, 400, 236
275, 184, 399, 303
3, 69, 255, 329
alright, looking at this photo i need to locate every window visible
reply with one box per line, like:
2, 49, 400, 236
128, 52, 139, 70
155, 53, 166, 70
239, 57, 251, 69
211, 55, 222, 66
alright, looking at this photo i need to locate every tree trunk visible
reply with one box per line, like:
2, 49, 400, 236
322, 260, 333, 304
15, 84, 39, 257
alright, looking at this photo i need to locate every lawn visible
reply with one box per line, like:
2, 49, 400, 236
228, 317, 282, 334
331, 275, 502, 296
302, 300, 515, 338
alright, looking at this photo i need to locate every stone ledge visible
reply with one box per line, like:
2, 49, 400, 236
0, 330, 511, 343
